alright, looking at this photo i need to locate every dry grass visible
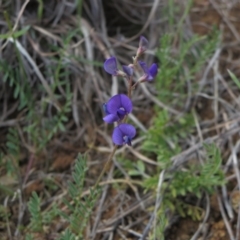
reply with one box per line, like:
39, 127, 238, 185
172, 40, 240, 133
1, 0, 240, 239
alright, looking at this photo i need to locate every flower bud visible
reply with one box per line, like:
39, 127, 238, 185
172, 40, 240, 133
137, 36, 149, 56
122, 65, 134, 76
138, 61, 158, 81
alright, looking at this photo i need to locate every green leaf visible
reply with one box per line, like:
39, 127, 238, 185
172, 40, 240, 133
28, 192, 42, 231
58, 122, 66, 131
128, 170, 141, 176
58, 210, 70, 222
59, 228, 76, 240
171, 188, 177, 198
228, 69, 240, 90
25, 234, 34, 240
137, 160, 145, 173
0, 26, 30, 39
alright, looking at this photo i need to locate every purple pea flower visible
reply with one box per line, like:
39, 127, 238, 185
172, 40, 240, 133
104, 57, 126, 77
104, 57, 118, 75
112, 123, 136, 146
137, 36, 149, 56
138, 61, 158, 81
122, 65, 133, 76
103, 94, 132, 123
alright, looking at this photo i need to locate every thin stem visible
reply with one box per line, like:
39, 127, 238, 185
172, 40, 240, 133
128, 76, 133, 98
131, 81, 140, 90
133, 54, 140, 67
94, 145, 118, 188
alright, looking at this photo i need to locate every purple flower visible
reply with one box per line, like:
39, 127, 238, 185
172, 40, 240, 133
112, 123, 136, 146
104, 57, 118, 75
104, 57, 127, 77
137, 36, 149, 56
138, 61, 158, 81
122, 65, 133, 76
103, 94, 132, 123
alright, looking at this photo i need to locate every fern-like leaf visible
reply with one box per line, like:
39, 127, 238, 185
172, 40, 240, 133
28, 192, 42, 232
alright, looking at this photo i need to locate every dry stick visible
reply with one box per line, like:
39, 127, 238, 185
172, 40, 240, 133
104, 195, 153, 227
81, 19, 103, 106
232, 142, 240, 240
217, 191, 235, 240
12, 0, 30, 32
210, 0, 240, 41
213, 60, 219, 126
91, 165, 114, 239
118, 226, 143, 238
223, 138, 240, 221
153, 170, 165, 239
4, 197, 12, 239
13, 189, 25, 237
198, 47, 221, 94
123, 0, 160, 43
237, 206, 240, 240
140, 170, 165, 240
94, 145, 118, 188
222, 183, 234, 220
23, 153, 35, 186
140, 79, 180, 115
98, 3, 119, 97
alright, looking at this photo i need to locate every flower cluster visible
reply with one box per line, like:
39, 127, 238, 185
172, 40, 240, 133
103, 36, 158, 146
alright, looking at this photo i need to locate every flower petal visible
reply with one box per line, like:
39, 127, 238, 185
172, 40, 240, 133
139, 36, 149, 51
103, 113, 119, 123
112, 126, 124, 145
106, 94, 122, 113
106, 94, 132, 114
118, 124, 136, 138
119, 94, 132, 113
102, 103, 109, 114
122, 65, 133, 76
123, 136, 132, 146
138, 61, 149, 74
104, 57, 118, 75
149, 63, 158, 79
117, 109, 126, 119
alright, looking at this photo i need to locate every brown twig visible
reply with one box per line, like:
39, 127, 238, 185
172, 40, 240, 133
94, 145, 118, 188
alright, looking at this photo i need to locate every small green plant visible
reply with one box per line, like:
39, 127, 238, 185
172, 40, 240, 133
25, 234, 34, 240
1, 8, 98, 238
59, 154, 100, 238
5, 127, 20, 176
156, 30, 219, 106
28, 192, 42, 232
142, 110, 195, 168
141, 26, 222, 238
142, 110, 225, 239
136, 6, 222, 236
27, 154, 99, 239
59, 229, 76, 240
0, 26, 82, 191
